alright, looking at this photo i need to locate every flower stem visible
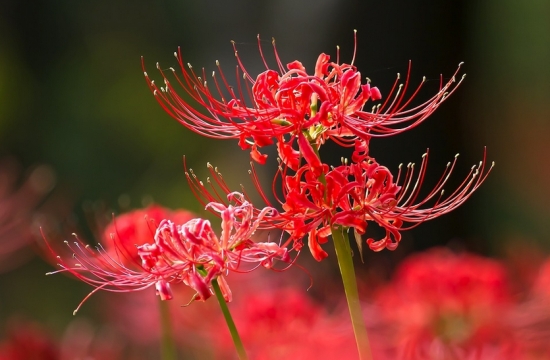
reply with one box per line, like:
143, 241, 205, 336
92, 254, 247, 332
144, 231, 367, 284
332, 226, 373, 360
158, 298, 177, 360
212, 278, 249, 360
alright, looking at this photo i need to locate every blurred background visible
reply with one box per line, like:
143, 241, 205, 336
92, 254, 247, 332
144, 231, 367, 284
0, 0, 549, 358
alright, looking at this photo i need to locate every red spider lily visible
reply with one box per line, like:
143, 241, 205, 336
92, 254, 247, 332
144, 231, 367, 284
276, 146, 492, 258
374, 248, 518, 359
46, 196, 291, 314
143, 32, 462, 164
185, 143, 493, 260
139, 197, 291, 302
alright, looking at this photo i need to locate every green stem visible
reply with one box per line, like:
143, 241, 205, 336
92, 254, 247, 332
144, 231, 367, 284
212, 278, 249, 360
306, 133, 372, 358
158, 298, 177, 360
332, 226, 373, 360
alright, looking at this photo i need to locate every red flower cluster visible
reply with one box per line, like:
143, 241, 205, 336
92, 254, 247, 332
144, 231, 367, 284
137, 194, 290, 302
47, 196, 290, 313
145, 32, 492, 260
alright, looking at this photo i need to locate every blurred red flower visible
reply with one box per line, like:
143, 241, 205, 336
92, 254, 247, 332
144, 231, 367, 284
374, 248, 518, 359
509, 257, 550, 358
206, 287, 359, 360
0, 157, 55, 272
102, 203, 196, 268
0, 317, 141, 360
0, 319, 58, 360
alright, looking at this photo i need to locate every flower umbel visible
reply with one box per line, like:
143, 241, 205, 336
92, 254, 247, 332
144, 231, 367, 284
185, 143, 493, 260
277, 144, 493, 255
138, 194, 290, 302
144, 31, 463, 164
46, 195, 290, 314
